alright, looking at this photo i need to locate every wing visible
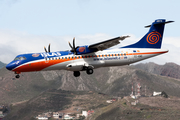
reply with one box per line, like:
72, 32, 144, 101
88, 35, 130, 51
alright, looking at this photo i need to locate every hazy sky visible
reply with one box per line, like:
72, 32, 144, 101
0, 0, 180, 65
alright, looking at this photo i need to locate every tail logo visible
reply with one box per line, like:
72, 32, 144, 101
146, 31, 161, 44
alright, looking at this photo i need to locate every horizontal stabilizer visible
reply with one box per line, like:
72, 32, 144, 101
145, 21, 174, 28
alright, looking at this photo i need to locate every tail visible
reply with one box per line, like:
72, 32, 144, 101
122, 19, 174, 48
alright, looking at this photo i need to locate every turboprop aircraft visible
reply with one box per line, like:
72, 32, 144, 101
6, 19, 173, 78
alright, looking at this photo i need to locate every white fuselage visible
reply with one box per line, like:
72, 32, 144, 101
42, 48, 168, 71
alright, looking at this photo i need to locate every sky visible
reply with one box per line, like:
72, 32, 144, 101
0, 0, 180, 65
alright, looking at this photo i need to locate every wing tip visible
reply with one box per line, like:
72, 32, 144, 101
119, 35, 130, 40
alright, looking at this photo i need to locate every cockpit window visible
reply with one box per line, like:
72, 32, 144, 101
14, 56, 26, 61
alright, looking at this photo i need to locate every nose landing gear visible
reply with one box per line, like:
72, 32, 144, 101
15, 74, 20, 79
15, 72, 21, 79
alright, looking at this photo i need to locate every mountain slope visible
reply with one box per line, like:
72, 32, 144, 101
133, 62, 180, 79
0, 61, 6, 69
0, 68, 62, 104
1, 63, 180, 105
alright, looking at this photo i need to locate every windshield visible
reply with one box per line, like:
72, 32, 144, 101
14, 56, 26, 61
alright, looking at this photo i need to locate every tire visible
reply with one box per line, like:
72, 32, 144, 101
73, 71, 80, 77
86, 68, 93, 75
15, 74, 20, 79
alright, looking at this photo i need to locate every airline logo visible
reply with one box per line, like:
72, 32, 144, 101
146, 31, 161, 44
79, 47, 85, 52
32, 53, 40, 57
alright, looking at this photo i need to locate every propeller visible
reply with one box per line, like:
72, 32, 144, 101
44, 44, 51, 53
68, 37, 78, 55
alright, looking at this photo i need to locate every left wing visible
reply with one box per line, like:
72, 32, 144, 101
88, 36, 130, 51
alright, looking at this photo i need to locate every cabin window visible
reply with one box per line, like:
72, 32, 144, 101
59, 57, 60, 60
124, 53, 126, 56
65, 57, 67, 59
121, 53, 123, 56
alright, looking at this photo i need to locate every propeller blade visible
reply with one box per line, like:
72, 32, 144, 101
73, 37, 77, 55
44, 46, 48, 53
48, 43, 51, 53
68, 41, 73, 49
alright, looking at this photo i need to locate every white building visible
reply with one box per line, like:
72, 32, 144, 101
153, 91, 162, 96
106, 100, 113, 103
53, 112, 60, 119
82, 111, 88, 117
64, 114, 75, 119
36, 116, 48, 120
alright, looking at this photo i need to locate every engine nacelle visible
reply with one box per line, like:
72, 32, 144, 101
76, 45, 96, 55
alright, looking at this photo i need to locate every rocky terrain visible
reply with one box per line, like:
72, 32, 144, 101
94, 96, 180, 120
1, 62, 180, 119
133, 62, 180, 79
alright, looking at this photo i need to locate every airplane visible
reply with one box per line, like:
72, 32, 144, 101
6, 19, 174, 78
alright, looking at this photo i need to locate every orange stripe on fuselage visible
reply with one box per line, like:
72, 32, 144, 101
13, 51, 167, 72
131, 51, 168, 55
13, 58, 75, 72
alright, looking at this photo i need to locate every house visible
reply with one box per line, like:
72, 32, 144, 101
64, 114, 75, 119
82, 111, 88, 117
36, 116, 48, 120
106, 100, 113, 103
88, 110, 94, 115
153, 91, 162, 96
53, 112, 64, 119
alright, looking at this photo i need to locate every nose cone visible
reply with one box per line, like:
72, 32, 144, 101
6, 61, 19, 71
6, 63, 13, 71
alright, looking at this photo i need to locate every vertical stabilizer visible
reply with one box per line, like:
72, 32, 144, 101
122, 19, 174, 48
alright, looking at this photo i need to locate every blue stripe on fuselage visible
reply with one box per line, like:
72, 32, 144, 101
7, 50, 72, 70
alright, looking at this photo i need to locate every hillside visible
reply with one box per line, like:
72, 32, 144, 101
0, 67, 62, 104
41, 65, 180, 98
1, 62, 180, 119
4, 90, 110, 120
93, 96, 180, 120
1, 63, 180, 105
0, 61, 6, 69
133, 62, 180, 79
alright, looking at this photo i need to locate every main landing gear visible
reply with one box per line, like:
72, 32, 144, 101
73, 67, 94, 77
86, 67, 93, 75
74, 71, 80, 77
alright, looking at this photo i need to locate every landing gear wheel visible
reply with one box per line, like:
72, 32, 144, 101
73, 71, 80, 77
15, 74, 20, 79
86, 68, 93, 75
